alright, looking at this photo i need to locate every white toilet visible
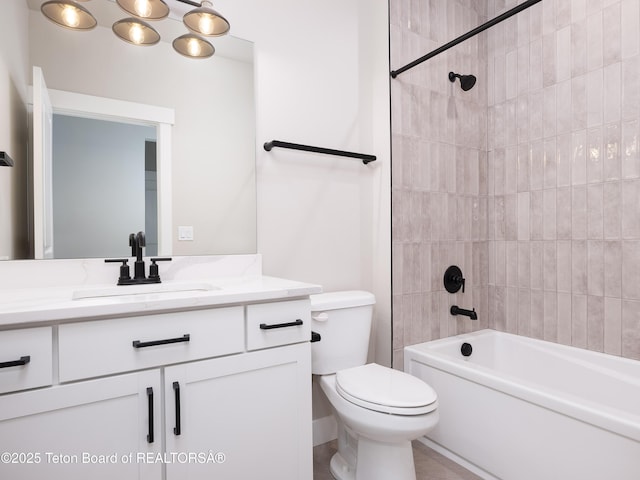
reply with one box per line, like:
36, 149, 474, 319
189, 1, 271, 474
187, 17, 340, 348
311, 291, 439, 480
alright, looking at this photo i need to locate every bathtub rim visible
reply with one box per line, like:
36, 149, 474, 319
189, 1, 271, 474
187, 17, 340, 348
404, 329, 640, 443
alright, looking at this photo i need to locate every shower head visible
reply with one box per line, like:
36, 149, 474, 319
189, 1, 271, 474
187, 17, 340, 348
449, 71, 477, 91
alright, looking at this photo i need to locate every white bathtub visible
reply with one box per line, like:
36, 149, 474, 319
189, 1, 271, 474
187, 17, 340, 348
404, 329, 640, 480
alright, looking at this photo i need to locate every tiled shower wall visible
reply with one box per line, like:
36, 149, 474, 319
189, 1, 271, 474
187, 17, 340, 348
391, 0, 640, 364
390, 0, 489, 367
486, 0, 640, 360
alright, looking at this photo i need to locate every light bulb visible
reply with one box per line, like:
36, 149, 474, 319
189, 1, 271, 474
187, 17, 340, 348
198, 15, 214, 35
61, 5, 80, 27
187, 38, 202, 57
134, 0, 152, 17
130, 23, 144, 44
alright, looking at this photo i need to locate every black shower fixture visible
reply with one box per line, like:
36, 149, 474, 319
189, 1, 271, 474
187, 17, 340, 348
449, 71, 476, 91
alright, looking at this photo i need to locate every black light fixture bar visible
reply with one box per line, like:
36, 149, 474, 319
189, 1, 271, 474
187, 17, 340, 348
264, 140, 376, 165
0, 152, 14, 167
175, 0, 201, 7
390, 0, 542, 78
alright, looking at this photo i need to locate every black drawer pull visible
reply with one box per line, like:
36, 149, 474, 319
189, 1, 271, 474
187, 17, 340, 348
146, 387, 154, 444
259, 319, 303, 330
173, 381, 181, 436
132, 334, 190, 348
0, 356, 30, 368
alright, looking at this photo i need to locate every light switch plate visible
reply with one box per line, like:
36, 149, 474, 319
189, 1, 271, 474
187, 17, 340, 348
178, 226, 194, 241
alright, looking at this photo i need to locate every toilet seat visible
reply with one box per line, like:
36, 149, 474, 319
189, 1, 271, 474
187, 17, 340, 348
335, 363, 437, 415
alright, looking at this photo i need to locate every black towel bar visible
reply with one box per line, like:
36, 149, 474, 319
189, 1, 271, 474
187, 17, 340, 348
264, 140, 376, 165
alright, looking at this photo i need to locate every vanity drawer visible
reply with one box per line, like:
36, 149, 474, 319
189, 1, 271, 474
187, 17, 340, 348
246, 299, 311, 350
58, 307, 244, 382
0, 327, 52, 394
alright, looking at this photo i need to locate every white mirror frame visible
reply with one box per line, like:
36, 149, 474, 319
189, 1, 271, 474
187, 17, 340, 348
31, 84, 175, 258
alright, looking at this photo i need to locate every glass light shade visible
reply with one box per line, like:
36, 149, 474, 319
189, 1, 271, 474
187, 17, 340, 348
115, 0, 169, 20
183, 1, 230, 37
112, 18, 160, 46
173, 34, 215, 59
41, 1, 97, 30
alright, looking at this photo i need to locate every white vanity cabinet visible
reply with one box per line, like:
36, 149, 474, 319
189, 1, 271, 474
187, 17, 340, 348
0, 369, 162, 480
165, 342, 311, 480
0, 326, 52, 394
0, 297, 313, 480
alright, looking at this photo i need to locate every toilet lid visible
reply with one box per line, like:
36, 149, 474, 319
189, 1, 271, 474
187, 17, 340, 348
335, 363, 437, 415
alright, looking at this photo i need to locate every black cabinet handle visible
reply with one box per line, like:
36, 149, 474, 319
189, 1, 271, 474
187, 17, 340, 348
146, 387, 154, 444
259, 319, 303, 330
132, 334, 190, 348
0, 356, 30, 368
173, 381, 181, 436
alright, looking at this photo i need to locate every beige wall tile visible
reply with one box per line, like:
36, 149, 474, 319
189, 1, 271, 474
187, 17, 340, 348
392, 0, 639, 363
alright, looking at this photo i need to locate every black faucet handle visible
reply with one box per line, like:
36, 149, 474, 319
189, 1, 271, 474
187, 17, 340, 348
105, 258, 130, 264
105, 258, 131, 285
148, 257, 172, 282
444, 265, 466, 294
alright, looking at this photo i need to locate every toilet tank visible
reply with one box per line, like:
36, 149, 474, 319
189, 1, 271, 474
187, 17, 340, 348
310, 291, 376, 375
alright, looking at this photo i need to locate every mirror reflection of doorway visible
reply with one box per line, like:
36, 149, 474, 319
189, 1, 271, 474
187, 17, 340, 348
52, 114, 157, 258
144, 140, 157, 256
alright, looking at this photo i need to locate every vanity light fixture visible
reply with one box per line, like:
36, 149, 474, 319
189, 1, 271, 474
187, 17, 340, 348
115, 0, 169, 20
40, 0, 97, 31
112, 17, 160, 46
182, 1, 230, 37
173, 33, 215, 59
40, 0, 230, 58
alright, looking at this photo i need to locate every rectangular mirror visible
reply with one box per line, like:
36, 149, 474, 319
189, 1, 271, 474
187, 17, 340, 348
5, 0, 257, 259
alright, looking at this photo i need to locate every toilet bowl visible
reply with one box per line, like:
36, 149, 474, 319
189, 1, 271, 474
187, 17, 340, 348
319, 365, 439, 480
311, 292, 439, 480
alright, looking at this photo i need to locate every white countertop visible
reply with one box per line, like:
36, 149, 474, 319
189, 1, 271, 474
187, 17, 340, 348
0, 275, 322, 328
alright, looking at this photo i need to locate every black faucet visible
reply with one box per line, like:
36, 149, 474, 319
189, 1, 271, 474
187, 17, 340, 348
105, 231, 171, 285
450, 305, 478, 320
132, 231, 147, 281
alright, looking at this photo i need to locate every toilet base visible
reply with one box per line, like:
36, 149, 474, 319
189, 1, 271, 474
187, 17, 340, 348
329, 438, 417, 480
329, 451, 354, 480
358, 437, 417, 480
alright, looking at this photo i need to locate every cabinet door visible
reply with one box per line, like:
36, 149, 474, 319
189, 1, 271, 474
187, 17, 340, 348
165, 343, 312, 480
0, 370, 161, 480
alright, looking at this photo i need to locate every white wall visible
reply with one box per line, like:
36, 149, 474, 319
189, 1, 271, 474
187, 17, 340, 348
217, 0, 391, 365
217, 0, 391, 431
0, 0, 30, 259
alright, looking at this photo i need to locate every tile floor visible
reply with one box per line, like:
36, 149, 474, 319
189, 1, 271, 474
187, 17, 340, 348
313, 440, 482, 480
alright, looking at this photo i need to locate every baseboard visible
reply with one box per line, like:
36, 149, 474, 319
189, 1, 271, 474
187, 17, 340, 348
417, 437, 497, 480
313, 414, 337, 447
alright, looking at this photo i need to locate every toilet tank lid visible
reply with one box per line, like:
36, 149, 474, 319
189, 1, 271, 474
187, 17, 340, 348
310, 291, 376, 311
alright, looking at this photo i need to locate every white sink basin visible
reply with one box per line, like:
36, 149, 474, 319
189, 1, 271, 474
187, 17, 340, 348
72, 282, 219, 300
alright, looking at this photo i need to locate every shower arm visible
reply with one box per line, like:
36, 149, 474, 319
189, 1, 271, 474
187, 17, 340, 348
390, 0, 542, 79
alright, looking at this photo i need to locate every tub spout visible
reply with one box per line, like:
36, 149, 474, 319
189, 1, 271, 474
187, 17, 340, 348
450, 305, 477, 320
